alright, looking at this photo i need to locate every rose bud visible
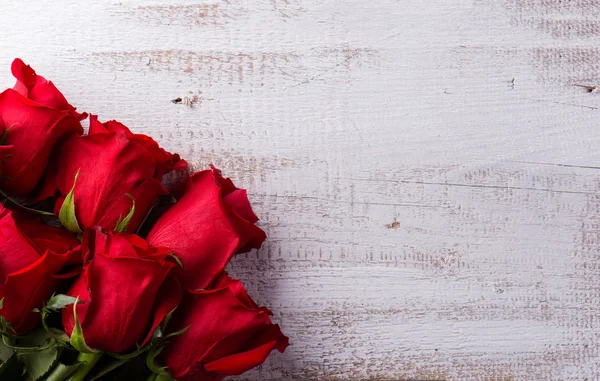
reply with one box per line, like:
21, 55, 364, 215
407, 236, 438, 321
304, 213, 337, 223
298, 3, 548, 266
146, 166, 266, 290
55, 115, 187, 234
0, 204, 80, 334
62, 228, 181, 353
0, 59, 85, 199
162, 273, 289, 381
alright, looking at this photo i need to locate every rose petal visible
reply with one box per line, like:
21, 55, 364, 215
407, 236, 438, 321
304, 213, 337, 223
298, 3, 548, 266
2, 249, 79, 334
203, 340, 278, 376
64, 252, 176, 353
0, 89, 83, 196
11, 58, 86, 119
212, 272, 261, 311
162, 280, 288, 380
140, 270, 182, 346
0, 207, 42, 278
147, 169, 266, 289
55, 129, 166, 233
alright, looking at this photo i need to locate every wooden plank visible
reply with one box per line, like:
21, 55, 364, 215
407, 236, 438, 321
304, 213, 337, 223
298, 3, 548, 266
1, 0, 600, 379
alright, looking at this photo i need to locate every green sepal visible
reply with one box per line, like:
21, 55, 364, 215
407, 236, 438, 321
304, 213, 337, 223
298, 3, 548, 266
136, 194, 177, 235
146, 346, 168, 376
107, 343, 148, 361
114, 194, 135, 233
69, 299, 99, 354
45, 294, 78, 313
0, 189, 54, 216
153, 308, 189, 342
2, 334, 55, 353
0, 126, 10, 145
0, 124, 15, 146
161, 309, 175, 331
58, 169, 83, 233
41, 311, 70, 348
151, 326, 163, 341
0, 316, 16, 336
167, 254, 183, 269
164, 325, 190, 340
45, 328, 70, 348
37, 297, 74, 347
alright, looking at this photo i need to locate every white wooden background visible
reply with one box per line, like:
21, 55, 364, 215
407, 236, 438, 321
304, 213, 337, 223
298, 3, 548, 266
2, 1, 600, 380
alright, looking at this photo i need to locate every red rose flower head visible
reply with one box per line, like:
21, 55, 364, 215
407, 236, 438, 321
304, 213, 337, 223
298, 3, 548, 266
0, 59, 85, 199
147, 166, 266, 290
62, 228, 181, 354
0, 204, 80, 334
162, 273, 289, 381
55, 115, 187, 234
11, 58, 86, 120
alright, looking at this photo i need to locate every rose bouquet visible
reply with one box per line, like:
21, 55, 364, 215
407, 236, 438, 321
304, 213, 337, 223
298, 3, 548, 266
0, 59, 288, 381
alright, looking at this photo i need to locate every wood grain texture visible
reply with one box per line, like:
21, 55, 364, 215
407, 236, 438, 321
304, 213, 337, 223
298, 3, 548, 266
1, 0, 600, 379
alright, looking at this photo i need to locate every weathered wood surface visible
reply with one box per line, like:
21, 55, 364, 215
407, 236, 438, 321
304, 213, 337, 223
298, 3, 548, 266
2, 0, 600, 379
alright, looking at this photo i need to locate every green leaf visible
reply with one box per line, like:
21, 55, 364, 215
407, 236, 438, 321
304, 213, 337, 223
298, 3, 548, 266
18, 329, 60, 381
0, 353, 23, 380
44, 362, 81, 381
114, 194, 135, 233
69, 300, 99, 354
58, 169, 82, 233
0, 298, 4, 310
0, 335, 14, 362
45, 295, 78, 313
19, 347, 59, 381
88, 358, 129, 381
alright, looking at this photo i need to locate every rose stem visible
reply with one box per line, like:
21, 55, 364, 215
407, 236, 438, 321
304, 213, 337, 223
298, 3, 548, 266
69, 351, 103, 381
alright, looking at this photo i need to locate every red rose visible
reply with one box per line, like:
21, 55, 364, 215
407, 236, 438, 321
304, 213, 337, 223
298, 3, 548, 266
0, 204, 80, 334
0, 59, 85, 198
62, 228, 181, 353
11, 58, 85, 119
162, 273, 289, 381
88, 117, 187, 178
147, 167, 266, 290
55, 115, 187, 233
